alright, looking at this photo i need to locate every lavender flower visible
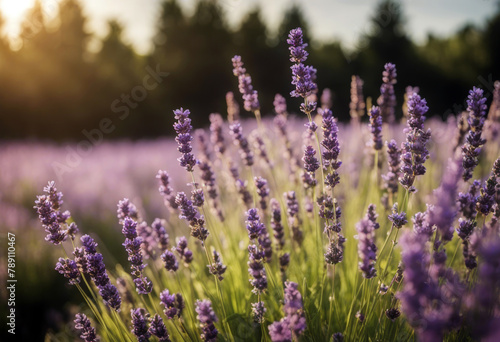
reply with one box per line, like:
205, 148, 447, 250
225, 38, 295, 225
350, 75, 365, 121
399, 93, 431, 192
283, 281, 306, 336
366, 204, 380, 230
195, 299, 218, 342
255, 177, 270, 211
476, 158, 500, 216
151, 218, 169, 253
199, 160, 224, 221
191, 188, 205, 207
252, 301, 266, 324
156, 171, 178, 212
403, 86, 420, 119
250, 131, 272, 167
232, 55, 260, 112
285, 191, 303, 245
270, 199, 285, 250
274, 93, 287, 115
388, 204, 407, 229
325, 237, 345, 265
279, 253, 290, 273
117, 198, 139, 223
209, 113, 226, 156
195, 129, 212, 161
161, 250, 179, 272
382, 140, 401, 195
173, 108, 197, 172
55, 258, 80, 285
356, 214, 377, 279
208, 250, 227, 281
149, 314, 171, 342
160, 290, 184, 319
74, 313, 99, 342
321, 108, 341, 189
248, 244, 268, 294
332, 332, 344, 342
229, 121, 254, 167
34, 185, 68, 245
268, 320, 292, 342
131, 308, 151, 342
302, 145, 319, 189
377, 63, 397, 123
462, 87, 487, 181
246, 208, 273, 261
385, 308, 401, 321
175, 192, 209, 243
174, 236, 193, 265
368, 106, 383, 150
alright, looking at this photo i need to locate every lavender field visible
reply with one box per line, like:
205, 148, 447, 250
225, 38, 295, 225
2, 24, 500, 342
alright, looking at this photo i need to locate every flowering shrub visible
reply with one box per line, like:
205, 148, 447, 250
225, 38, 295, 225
33, 28, 500, 341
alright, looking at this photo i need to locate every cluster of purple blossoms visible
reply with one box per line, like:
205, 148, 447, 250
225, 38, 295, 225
368, 106, 383, 150
160, 289, 184, 319
74, 313, 99, 342
121, 217, 153, 295
349, 75, 365, 121
388, 203, 407, 229
173, 108, 197, 172
399, 93, 431, 192
382, 139, 401, 196
325, 235, 346, 265
403, 86, 420, 119
209, 113, 226, 157
457, 180, 480, 265
161, 250, 179, 272
246, 208, 273, 262
195, 299, 219, 342
318, 195, 342, 235
356, 206, 378, 279
195, 129, 212, 161
302, 145, 319, 189
229, 121, 254, 167
131, 308, 151, 342
321, 108, 341, 189
255, 176, 270, 211
117, 198, 139, 224
252, 301, 267, 324
476, 158, 500, 216
232, 55, 260, 112
268, 282, 306, 342
288, 28, 317, 114
149, 314, 171, 341
226, 92, 240, 123
208, 250, 227, 281
270, 199, 285, 250
199, 159, 224, 221
55, 257, 80, 285
175, 192, 209, 244
81, 234, 122, 311
151, 218, 169, 254
462, 87, 488, 181
174, 236, 193, 266
273, 93, 287, 115
377, 63, 397, 123
156, 171, 178, 212
485, 81, 500, 141
190, 187, 204, 207
248, 244, 268, 294
284, 191, 304, 245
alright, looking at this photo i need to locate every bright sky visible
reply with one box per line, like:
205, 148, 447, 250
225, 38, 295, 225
0, 0, 497, 54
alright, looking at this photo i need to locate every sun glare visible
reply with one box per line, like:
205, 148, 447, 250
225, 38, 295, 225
0, 0, 34, 21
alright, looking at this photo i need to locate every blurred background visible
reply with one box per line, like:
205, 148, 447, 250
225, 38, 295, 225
1, 0, 499, 340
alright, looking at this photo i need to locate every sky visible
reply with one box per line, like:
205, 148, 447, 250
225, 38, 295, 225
0, 0, 497, 54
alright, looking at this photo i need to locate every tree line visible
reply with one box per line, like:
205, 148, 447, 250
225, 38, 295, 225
0, 0, 499, 140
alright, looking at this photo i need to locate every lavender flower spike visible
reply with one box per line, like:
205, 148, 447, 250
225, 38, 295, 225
356, 213, 377, 279
255, 176, 270, 211
173, 108, 197, 172
208, 250, 227, 281
55, 258, 81, 285
248, 244, 268, 294
350, 75, 365, 121
160, 290, 184, 319
274, 93, 287, 115
382, 140, 401, 195
232, 55, 260, 112
377, 63, 397, 123
229, 121, 254, 167
476, 157, 500, 216
175, 192, 209, 243
149, 314, 171, 342
156, 171, 178, 212
131, 308, 151, 342
368, 106, 383, 150
283, 281, 306, 336
74, 313, 99, 342
174, 236, 193, 265
209, 113, 226, 156
195, 299, 218, 342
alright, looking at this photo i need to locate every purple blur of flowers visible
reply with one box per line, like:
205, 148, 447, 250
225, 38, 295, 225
368, 106, 383, 150
250, 131, 272, 168
149, 314, 171, 342
285, 191, 303, 245
175, 192, 209, 243
399, 93, 431, 192
117, 198, 139, 224
131, 308, 151, 342
208, 250, 227, 281
356, 212, 377, 279
350, 75, 365, 120
476, 158, 500, 215
388, 203, 407, 229
255, 176, 270, 211
161, 250, 179, 272
199, 159, 224, 221
173, 108, 197, 172
195, 299, 219, 342
174, 236, 193, 265
248, 244, 268, 294
209, 113, 226, 156
382, 139, 401, 195
55, 257, 81, 285
229, 121, 254, 167
151, 218, 169, 253
321, 108, 342, 189
74, 313, 99, 342
252, 301, 267, 324
232, 55, 260, 112
462, 87, 488, 181
270, 198, 285, 250
377, 63, 397, 123
274, 93, 287, 115
366, 204, 380, 230
160, 289, 184, 319
268, 320, 292, 342
156, 171, 178, 212
283, 281, 306, 336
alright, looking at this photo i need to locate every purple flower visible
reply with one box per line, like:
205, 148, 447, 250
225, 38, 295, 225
252, 301, 266, 323
255, 177, 270, 211
161, 250, 179, 272
377, 63, 397, 123
269, 320, 292, 342
248, 244, 268, 294
209, 113, 226, 156
476, 158, 500, 215
302, 145, 319, 189
151, 218, 169, 253
191, 188, 205, 207
274, 93, 287, 115
462, 87, 488, 181
195, 129, 211, 161
199, 160, 224, 221
195, 299, 218, 342
382, 140, 401, 195
284, 191, 303, 245
270, 199, 285, 250
74, 313, 99, 342
34, 190, 67, 245
388, 204, 407, 229
149, 314, 170, 342
332, 332, 344, 342
321, 108, 342, 189
55, 258, 80, 285
350, 75, 365, 120
283, 282, 306, 336
117, 198, 139, 223
366, 204, 380, 230
173, 108, 197, 172
175, 236, 193, 265
250, 131, 272, 167
232, 55, 260, 112
160, 290, 184, 319
175, 192, 209, 243
368, 106, 383, 150
399, 93, 431, 192
385, 308, 401, 321
245, 208, 265, 240
131, 308, 151, 342
229, 121, 254, 167
208, 250, 227, 281
279, 253, 290, 273
156, 171, 178, 212
458, 180, 480, 219
356, 213, 377, 279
